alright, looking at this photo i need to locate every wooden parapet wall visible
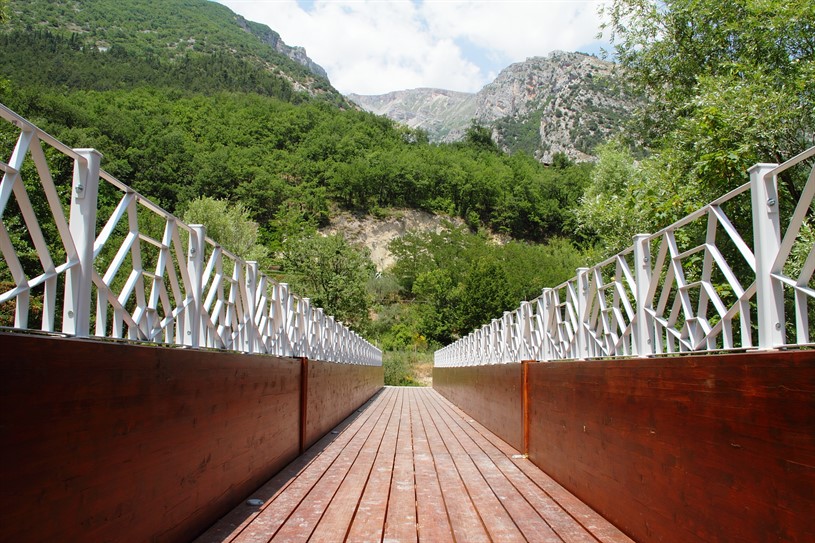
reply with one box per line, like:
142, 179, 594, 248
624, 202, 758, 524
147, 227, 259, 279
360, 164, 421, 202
527, 351, 815, 543
0, 333, 382, 542
434, 351, 815, 543
304, 359, 384, 450
433, 363, 524, 452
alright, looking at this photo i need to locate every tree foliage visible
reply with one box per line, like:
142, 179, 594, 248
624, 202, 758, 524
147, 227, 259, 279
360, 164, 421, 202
181, 196, 269, 264
389, 224, 587, 344
281, 234, 375, 331
583, 0, 815, 255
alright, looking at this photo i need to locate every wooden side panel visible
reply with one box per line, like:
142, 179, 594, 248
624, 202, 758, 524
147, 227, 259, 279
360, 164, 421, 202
0, 333, 302, 543
433, 364, 524, 451
304, 360, 383, 449
527, 351, 815, 543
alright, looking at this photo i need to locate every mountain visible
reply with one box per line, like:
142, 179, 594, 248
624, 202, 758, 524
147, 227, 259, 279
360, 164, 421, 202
349, 51, 640, 162
4, 0, 340, 101
232, 14, 328, 80
348, 89, 476, 142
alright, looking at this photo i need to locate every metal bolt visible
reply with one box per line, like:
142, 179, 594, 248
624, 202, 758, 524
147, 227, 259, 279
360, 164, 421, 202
67, 310, 74, 318
767, 198, 776, 206
775, 323, 782, 330
643, 255, 650, 263
75, 184, 84, 193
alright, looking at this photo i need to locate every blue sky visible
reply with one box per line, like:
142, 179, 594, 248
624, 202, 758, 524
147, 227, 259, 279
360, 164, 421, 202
217, 0, 610, 95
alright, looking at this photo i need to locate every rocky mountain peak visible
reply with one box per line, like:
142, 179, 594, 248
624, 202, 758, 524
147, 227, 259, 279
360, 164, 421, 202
348, 51, 640, 163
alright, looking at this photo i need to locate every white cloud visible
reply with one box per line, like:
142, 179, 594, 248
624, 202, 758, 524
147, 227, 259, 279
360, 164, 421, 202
217, 0, 607, 95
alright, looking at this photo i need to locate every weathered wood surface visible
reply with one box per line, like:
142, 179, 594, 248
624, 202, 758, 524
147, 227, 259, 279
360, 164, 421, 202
527, 351, 815, 543
198, 387, 633, 543
304, 359, 384, 450
433, 363, 525, 451
0, 333, 302, 543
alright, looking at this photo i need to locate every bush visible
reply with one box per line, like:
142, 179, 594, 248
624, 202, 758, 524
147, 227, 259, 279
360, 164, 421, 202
382, 350, 433, 387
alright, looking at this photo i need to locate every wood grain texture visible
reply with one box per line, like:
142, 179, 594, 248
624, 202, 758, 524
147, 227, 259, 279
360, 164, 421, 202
305, 360, 384, 450
527, 351, 815, 543
0, 332, 302, 543
433, 363, 524, 451
201, 387, 630, 543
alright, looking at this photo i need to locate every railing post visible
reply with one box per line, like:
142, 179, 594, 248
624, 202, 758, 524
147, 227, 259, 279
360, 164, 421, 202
633, 233, 654, 357
245, 261, 259, 354
576, 267, 589, 359
501, 311, 513, 363
185, 225, 205, 348
62, 148, 102, 337
540, 289, 552, 361
750, 163, 785, 349
518, 301, 533, 361
299, 298, 312, 359
273, 283, 289, 356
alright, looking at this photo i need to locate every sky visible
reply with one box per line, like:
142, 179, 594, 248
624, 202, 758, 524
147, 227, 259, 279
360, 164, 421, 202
216, 0, 610, 96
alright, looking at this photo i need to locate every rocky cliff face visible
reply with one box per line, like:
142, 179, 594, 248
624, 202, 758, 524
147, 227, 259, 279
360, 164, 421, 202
348, 89, 476, 142
235, 15, 329, 79
477, 51, 637, 162
348, 51, 639, 162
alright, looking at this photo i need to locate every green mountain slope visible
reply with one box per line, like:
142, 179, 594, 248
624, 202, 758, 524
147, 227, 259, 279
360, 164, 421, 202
3, 0, 342, 102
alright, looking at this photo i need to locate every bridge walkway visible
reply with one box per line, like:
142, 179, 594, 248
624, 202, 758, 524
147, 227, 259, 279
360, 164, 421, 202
197, 387, 633, 543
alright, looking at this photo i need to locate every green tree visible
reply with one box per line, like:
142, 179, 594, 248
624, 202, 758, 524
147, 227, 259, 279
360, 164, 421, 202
281, 234, 374, 331
574, 140, 648, 252
579, 0, 815, 260
602, 0, 814, 194
181, 196, 269, 264
455, 259, 515, 333
463, 121, 500, 153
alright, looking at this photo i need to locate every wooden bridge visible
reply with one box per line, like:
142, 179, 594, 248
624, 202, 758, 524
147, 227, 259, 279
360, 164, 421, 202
196, 386, 632, 543
1, 106, 814, 543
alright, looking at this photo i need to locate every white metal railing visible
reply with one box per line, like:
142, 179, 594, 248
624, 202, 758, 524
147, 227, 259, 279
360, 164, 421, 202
0, 103, 381, 366
436, 146, 815, 367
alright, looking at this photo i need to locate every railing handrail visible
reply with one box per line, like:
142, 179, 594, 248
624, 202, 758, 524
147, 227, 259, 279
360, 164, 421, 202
0, 103, 381, 366
436, 146, 815, 367
767, 146, 815, 178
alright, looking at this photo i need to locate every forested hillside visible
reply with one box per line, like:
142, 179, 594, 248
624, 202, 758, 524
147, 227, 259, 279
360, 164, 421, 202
1, 0, 812, 384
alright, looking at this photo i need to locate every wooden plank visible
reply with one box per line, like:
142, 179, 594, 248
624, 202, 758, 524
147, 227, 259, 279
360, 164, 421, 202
418, 389, 527, 542
526, 351, 815, 543
195, 393, 381, 542
228, 387, 393, 542
433, 364, 524, 451
412, 389, 491, 543
407, 389, 456, 543
200, 386, 644, 543
427, 388, 621, 543
382, 388, 419, 543
424, 390, 565, 542
440, 378, 647, 543
0, 333, 302, 543
345, 388, 404, 542
304, 360, 383, 449
308, 388, 399, 542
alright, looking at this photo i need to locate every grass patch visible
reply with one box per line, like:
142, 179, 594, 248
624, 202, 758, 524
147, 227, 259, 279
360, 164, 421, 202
383, 350, 434, 386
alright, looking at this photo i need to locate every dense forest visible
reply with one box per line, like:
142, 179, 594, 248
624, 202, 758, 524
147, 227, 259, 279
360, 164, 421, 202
1, 0, 813, 383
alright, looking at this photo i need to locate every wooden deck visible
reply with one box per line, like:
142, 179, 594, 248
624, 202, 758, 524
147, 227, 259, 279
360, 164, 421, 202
196, 387, 634, 543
